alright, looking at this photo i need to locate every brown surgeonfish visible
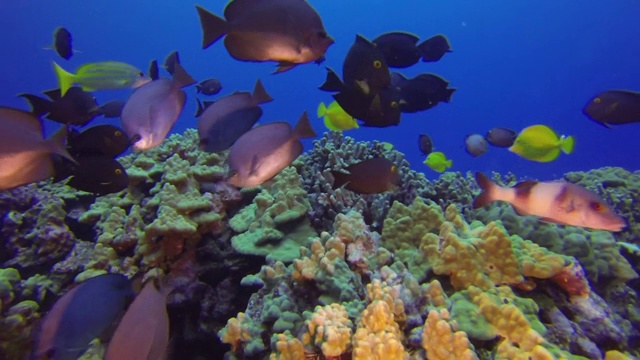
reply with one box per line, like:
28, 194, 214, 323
473, 172, 626, 231
227, 112, 316, 188
196, 0, 334, 73
331, 158, 400, 194
582, 90, 640, 127
0, 107, 75, 190
20, 87, 100, 126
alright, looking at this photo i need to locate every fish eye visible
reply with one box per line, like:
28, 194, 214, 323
391, 165, 397, 172
373, 60, 382, 69
114, 131, 122, 137
391, 101, 398, 108
593, 97, 601, 104
590, 202, 605, 211
115, 169, 123, 175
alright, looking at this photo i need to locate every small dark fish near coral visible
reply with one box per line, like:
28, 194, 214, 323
582, 90, 640, 127
121, 60, 196, 150
105, 278, 174, 360
198, 79, 272, 152
31, 273, 135, 360
0, 108, 75, 191
196, 0, 334, 73
485, 127, 517, 147
227, 112, 316, 188
465, 134, 488, 157
54, 155, 129, 195
196, 78, 222, 95
373, 32, 452, 68
331, 158, 400, 194
51, 26, 73, 60
418, 34, 452, 62
418, 134, 433, 155
98, 99, 126, 119
392, 72, 455, 113
342, 34, 391, 95
473, 172, 626, 232
20, 87, 100, 126
67, 124, 130, 158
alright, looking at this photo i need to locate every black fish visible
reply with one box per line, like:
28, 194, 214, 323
417, 35, 452, 62
194, 98, 216, 118
343, 35, 390, 95
164, 51, 180, 76
418, 134, 433, 155
98, 100, 126, 119
331, 158, 400, 194
53, 27, 73, 60
334, 87, 401, 128
148, 59, 159, 81
393, 73, 456, 113
67, 125, 130, 158
373, 32, 422, 68
20, 87, 100, 126
196, 78, 222, 95
485, 127, 517, 147
54, 155, 128, 195
582, 90, 640, 127
200, 106, 263, 153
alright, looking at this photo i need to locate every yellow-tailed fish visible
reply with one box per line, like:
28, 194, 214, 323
317, 101, 359, 131
53, 61, 150, 96
423, 151, 452, 173
509, 124, 574, 162
473, 172, 626, 231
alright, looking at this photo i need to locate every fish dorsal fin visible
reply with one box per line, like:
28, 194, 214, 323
43, 88, 63, 101
148, 59, 159, 81
274, 62, 296, 74
513, 180, 538, 198
172, 63, 196, 89
319, 67, 344, 92
252, 79, 273, 104
164, 51, 180, 76
292, 112, 316, 139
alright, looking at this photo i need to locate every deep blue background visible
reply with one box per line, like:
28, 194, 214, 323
1, 0, 639, 181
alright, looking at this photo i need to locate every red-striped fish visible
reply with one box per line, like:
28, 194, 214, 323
473, 172, 626, 232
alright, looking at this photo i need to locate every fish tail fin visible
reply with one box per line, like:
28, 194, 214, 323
319, 67, 344, 92
47, 126, 76, 164
172, 63, 197, 89
473, 171, 498, 209
330, 171, 350, 189
560, 135, 574, 154
164, 51, 180, 76
194, 98, 205, 117
252, 79, 273, 104
52, 62, 75, 96
317, 102, 327, 118
18, 94, 53, 117
443, 88, 456, 103
293, 112, 316, 139
195, 5, 230, 49
446, 159, 453, 168
195, 84, 202, 93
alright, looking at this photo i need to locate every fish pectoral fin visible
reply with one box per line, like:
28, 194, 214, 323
274, 62, 296, 74
248, 155, 260, 176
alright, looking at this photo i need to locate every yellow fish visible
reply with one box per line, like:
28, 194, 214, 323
509, 124, 574, 162
424, 151, 452, 173
53, 61, 151, 96
317, 101, 359, 131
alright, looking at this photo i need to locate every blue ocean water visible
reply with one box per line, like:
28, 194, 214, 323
1, 0, 639, 180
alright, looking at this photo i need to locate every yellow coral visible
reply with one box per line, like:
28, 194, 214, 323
422, 309, 478, 360
220, 313, 252, 352
423, 279, 448, 308
366, 279, 406, 326
605, 350, 633, 360
352, 300, 408, 360
292, 235, 346, 282
270, 332, 305, 360
301, 304, 352, 357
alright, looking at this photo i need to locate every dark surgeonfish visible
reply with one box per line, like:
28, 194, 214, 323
105, 278, 174, 360
31, 273, 136, 360
227, 112, 316, 188
342, 34, 391, 95
331, 158, 400, 194
53, 155, 129, 195
196, 78, 222, 95
373, 32, 452, 67
0, 107, 75, 191
20, 87, 100, 126
195, 0, 334, 73
485, 127, 516, 148
464, 134, 488, 157
121, 62, 196, 150
98, 99, 126, 119
52, 27, 73, 60
473, 172, 626, 231
582, 90, 640, 127
197, 79, 272, 152
418, 34, 452, 62
418, 133, 433, 155
392, 72, 455, 113
148, 59, 159, 81
67, 125, 130, 158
